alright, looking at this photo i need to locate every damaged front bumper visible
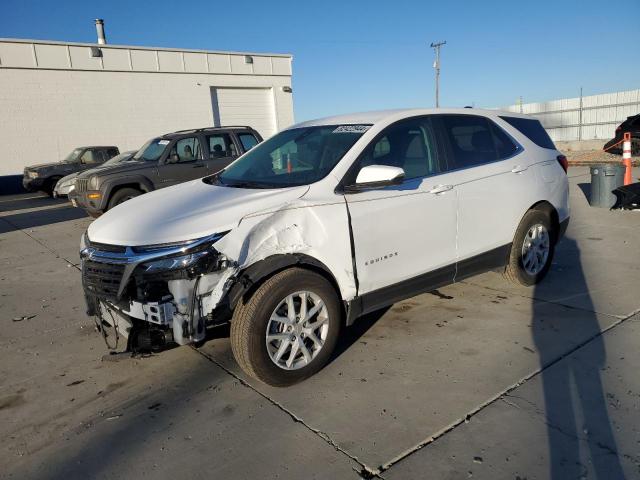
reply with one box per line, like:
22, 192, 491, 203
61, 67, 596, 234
80, 232, 236, 352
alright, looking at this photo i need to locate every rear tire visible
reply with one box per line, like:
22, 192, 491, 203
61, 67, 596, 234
230, 268, 341, 387
504, 209, 555, 286
107, 187, 141, 210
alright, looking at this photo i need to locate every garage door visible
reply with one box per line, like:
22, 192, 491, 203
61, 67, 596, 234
211, 87, 277, 139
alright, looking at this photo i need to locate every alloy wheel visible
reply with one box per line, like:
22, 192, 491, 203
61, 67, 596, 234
265, 291, 329, 370
521, 223, 550, 275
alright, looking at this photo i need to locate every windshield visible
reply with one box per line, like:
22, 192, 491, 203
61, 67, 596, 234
104, 152, 135, 166
213, 125, 370, 188
62, 148, 83, 163
134, 138, 170, 162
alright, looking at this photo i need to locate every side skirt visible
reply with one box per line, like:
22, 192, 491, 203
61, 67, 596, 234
345, 244, 511, 326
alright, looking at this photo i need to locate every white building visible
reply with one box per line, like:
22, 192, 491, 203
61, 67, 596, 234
0, 31, 294, 190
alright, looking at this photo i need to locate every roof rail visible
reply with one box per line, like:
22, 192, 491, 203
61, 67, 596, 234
171, 126, 254, 134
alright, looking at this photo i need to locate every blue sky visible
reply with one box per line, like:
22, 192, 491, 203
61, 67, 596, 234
1, 0, 637, 122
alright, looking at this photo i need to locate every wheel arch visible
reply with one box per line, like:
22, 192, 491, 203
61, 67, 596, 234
227, 253, 344, 316
503, 200, 561, 271
528, 200, 560, 241
103, 176, 154, 207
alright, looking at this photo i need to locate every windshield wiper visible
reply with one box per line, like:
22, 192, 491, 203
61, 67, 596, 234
223, 180, 276, 189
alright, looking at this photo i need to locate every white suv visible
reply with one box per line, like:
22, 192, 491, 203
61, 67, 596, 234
80, 109, 569, 386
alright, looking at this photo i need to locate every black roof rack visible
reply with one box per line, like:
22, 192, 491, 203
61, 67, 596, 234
171, 126, 254, 134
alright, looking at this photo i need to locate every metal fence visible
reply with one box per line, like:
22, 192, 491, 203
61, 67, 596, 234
502, 89, 640, 142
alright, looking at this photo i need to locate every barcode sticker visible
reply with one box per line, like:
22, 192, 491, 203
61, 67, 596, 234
333, 125, 371, 134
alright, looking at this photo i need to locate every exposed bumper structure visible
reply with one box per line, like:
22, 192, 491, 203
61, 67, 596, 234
81, 232, 235, 351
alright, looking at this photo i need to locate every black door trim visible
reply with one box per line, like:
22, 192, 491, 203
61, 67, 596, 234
345, 263, 455, 325
454, 243, 511, 282
345, 243, 511, 326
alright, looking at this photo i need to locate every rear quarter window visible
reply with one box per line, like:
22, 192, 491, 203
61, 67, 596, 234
500, 116, 555, 150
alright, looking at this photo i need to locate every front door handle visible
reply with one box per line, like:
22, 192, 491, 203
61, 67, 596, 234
428, 184, 453, 194
192, 164, 205, 169
511, 165, 528, 174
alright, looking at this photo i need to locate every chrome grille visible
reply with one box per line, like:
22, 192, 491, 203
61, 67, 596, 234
82, 259, 126, 300
75, 178, 89, 193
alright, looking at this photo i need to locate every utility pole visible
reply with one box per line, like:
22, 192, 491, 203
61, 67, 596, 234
430, 41, 446, 108
578, 86, 583, 141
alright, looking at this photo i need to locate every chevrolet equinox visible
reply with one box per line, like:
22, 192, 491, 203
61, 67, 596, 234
80, 109, 570, 386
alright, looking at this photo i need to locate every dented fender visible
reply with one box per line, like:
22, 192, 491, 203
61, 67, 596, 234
201, 197, 357, 316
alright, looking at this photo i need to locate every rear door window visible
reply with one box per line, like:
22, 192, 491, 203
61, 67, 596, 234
439, 115, 496, 169
238, 133, 259, 151
438, 115, 519, 170
490, 122, 520, 159
207, 133, 236, 158
499, 116, 555, 149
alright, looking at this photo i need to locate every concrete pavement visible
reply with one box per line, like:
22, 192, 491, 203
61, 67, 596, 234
1, 167, 638, 479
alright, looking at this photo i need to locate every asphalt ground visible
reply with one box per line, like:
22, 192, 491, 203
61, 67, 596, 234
1, 167, 639, 479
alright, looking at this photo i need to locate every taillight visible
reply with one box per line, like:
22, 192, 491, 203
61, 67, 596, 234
616, 126, 621, 132
557, 154, 568, 173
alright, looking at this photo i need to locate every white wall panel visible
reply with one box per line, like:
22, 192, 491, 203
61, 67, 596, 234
503, 89, 640, 141
0, 39, 294, 176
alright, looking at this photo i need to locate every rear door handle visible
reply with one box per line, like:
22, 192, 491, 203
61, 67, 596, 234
192, 164, 205, 169
511, 165, 528, 174
428, 184, 453, 194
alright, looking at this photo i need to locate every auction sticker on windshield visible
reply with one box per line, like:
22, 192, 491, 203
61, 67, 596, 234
333, 125, 371, 133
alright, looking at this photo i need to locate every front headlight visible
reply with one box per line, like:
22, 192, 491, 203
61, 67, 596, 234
28, 171, 39, 179
135, 232, 228, 277
140, 250, 211, 274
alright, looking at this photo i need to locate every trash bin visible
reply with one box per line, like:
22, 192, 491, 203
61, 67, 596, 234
589, 164, 626, 208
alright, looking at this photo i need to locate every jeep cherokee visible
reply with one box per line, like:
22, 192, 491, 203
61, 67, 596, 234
71, 126, 262, 215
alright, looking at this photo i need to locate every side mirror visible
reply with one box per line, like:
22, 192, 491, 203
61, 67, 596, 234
348, 165, 405, 191
168, 153, 180, 164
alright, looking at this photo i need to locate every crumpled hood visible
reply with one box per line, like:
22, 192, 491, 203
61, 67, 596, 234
87, 179, 309, 246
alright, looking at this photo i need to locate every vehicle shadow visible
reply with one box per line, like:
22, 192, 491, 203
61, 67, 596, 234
0, 205, 88, 234
532, 237, 625, 479
330, 306, 390, 363
577, 183, 591, 202
0, 194, 66, 213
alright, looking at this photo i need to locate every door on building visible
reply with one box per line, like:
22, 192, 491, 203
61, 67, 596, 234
210, 87, 277, 139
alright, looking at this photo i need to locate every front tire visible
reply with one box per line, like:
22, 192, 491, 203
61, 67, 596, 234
230, 268, 341, 387
107, 187, 141, 210
504, 209, 555, 286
